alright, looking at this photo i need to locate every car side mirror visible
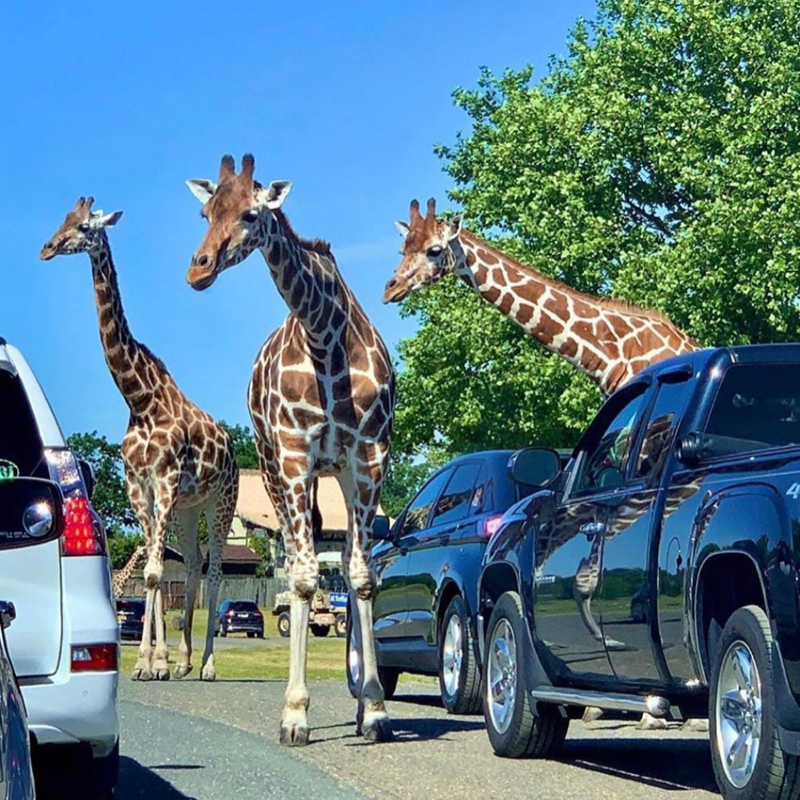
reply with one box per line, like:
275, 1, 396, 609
78, 459, 96, 500
509, 447, 562, 488
0, 601, 16, 630
0, 478, 63, 549
373, 515, 392, 542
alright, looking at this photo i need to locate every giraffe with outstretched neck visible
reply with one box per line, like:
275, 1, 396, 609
112, 545, 147, 598
185, 155, 395, 745
40, 197, 238, 682
384, 199, 700, 395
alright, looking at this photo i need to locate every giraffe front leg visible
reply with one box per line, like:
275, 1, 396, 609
173, 508, 201, 680
131, 581, 155, 681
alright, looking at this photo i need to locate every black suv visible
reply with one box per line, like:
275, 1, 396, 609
348, 450, 565, 713
478, 344, 800, 800
216, 600, 264, 638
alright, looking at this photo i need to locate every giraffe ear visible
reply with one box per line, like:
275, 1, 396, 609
445, 214, 463, 241
394, 220, 410, 237
263, 180, 292, 210
96, 211, 123, 228
185, 179, 217, 204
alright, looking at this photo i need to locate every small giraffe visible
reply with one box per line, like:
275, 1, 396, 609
41, 197, 239, 682
112, 545, 147, 598
384, 199, 701, 395
185, 155, 395, 745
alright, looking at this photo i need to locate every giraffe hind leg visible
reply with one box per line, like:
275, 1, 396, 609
173, 507, 202, 680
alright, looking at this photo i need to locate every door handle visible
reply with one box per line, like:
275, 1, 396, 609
579, 522, 606, 540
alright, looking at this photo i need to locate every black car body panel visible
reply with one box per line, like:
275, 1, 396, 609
116, 598, 145, 642
217, 600, 264, 635
479, 344, 800, 745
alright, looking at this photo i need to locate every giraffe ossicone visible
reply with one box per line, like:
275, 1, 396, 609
41, 197, 239, 684
384, 197, 700, 396
186, 154, 395, 745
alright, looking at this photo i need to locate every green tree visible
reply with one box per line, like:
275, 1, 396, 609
380, 454, 437, 518
397, 0, 800, 459
220, 421, 259, 469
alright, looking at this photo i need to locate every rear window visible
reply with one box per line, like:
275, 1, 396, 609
0, 372, 47, 478
117, 599, 145, 612
706, 364, 800, 452
230, 601, 259, 612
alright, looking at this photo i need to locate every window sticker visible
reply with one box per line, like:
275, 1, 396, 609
0, 460, 19, 482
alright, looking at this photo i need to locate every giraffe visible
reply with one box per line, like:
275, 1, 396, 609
184, 154, 395, 745
112, 545, 147, 598
40, 197, 239, 682
383, 199, 701, 396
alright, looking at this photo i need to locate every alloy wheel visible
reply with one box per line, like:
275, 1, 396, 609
487, 619, 517, 734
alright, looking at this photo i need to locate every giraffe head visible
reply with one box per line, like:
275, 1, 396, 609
40, 197, 123, 261
383, 198, 462, 303
185, 154, 292, 291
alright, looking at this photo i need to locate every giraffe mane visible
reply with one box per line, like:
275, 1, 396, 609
273, 209, 332, 256
137, 341, 171, 375
461, 230, 681, 328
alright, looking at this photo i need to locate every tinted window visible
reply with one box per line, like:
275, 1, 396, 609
230, 601, 259, 612
0, 373, 46, 478
432, 463, 482, 526
571, 392, 647, 497
400, 469, 452, 537
635, 378, 693, 478
706, 364, 800, 452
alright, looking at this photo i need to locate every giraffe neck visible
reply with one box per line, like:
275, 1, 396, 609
113, 546, 145, 596
255, 213, 348, 342
87, 236, 155, 414
453, 232, 697, 394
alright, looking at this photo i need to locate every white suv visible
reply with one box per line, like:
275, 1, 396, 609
0, 339, 119, 800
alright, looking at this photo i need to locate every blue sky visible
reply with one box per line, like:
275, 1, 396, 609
2, 1, 595, 441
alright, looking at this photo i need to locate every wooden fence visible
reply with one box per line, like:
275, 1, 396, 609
121, 576, 288, 611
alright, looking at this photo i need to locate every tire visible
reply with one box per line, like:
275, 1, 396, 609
483, 592, 569, 759
220, 625, 227, 638
438, 595, 483, 715
378, 666, 400, 700
709, 605, 800, 799
247, 632, 256, 639
311, 624, 330, 637
277, 612, 291, 638
346, 612, 360, 698
335, 614, 347, 638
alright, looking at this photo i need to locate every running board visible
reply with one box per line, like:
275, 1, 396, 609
530, 686, 671, 717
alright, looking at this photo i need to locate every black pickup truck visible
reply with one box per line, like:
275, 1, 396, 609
478, 344, 800, 799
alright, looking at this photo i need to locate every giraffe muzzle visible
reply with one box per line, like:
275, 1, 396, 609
382, 277, 408, 304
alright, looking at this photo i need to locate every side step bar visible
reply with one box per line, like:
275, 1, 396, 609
530, 686, 671, 718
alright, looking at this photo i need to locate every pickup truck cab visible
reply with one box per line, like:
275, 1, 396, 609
478, 343, 800, 799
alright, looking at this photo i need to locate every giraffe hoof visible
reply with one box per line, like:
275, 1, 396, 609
637, 713, 668, 731
582, 707, 604, 723
200, 667, 217, 682
362, 717, 394, 743
279, 724, 310, 747
131, 668, 152, 682
154, 667, 171, 681
173, 665, 193, 680
681, 718, 709, 733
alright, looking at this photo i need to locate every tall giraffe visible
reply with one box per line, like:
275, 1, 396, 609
185, 155, 395, 745
41, 197, 239, 682
112, 545, 147, 598
384, 199, 700, 395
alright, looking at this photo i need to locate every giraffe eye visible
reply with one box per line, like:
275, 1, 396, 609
427, 246, 443, 258
78, 223, 90, 233
243, 210, 259, 223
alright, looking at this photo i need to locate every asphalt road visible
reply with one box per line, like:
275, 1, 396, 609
120, 678, 719, 800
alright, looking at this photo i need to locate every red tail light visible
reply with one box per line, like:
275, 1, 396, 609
140, 615, 146, 623
62, 495, 105, 556
71, 644, 118, 673
227, 610, 235, 617
482, 514, 504, 538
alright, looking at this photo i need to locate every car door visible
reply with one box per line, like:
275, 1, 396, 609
372, 468, 452, 644
600, 369, 694, 686
533, 384, 649, 685
404, 461, 483, 647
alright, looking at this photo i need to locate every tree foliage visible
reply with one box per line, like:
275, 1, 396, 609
220, 421, 260, 470
396, 0, 800, 461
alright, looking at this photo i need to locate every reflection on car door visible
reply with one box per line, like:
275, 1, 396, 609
373, 469, 452, 643
404, 461, 483, 646
534, 385, 648, 685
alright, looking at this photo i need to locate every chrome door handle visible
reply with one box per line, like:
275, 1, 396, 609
579, 522, 606, 540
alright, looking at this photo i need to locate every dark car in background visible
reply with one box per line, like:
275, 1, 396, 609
216, 600, 264, 638
115, 598, 145, 642
348, 449, 568, 714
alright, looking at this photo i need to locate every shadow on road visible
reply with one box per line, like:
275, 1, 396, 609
118, 756, 200, 800
561, 737, 716, 793
392, 692, 445, 709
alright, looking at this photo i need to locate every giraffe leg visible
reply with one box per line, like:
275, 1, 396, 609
173, 506, 201, 680
278, 477, 317, 747
132, 577, 156, 681
338, 471, 393, 743
201, 491, 234, 682
127, 475, 155, 682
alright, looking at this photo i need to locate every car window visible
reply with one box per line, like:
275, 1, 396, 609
635, 377, 693, 478
705, 364, 800, 453
230, 601, 259, 612
570, 391, 648, 498
0, 372, 47, 478
400, 469, 452, 537
431, 462, 482, 526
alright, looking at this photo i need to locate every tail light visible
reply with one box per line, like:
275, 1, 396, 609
71, 644, 118, 673
482, 514, 504, 538
140, 615, 146, 623
63, 495, 105, 556
227, 610, 235, 618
